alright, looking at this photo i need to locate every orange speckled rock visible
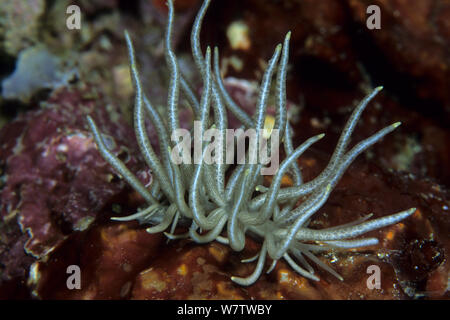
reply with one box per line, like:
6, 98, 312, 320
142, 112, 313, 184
16, 151, 449, 300
127, 153, 448, 300
132, 241, 246, 299
30, 222, 164, 299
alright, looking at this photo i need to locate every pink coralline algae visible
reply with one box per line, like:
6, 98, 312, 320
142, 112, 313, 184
0, 86, 149, 285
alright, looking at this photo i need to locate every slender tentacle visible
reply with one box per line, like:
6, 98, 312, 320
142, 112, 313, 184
86, 116, 156, 205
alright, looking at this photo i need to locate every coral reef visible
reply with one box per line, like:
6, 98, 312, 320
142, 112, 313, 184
0, 0, 448, 300
87, 0, 415, 287
22, 154, 450, 299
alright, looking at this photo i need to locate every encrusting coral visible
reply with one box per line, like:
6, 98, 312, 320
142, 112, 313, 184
86, 0, 415, 286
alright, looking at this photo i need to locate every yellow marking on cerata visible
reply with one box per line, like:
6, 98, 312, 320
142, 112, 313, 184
263, 115, 275, 139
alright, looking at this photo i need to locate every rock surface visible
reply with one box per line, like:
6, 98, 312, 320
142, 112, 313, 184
22, 153, 450, 300
0, 0, 449, 300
